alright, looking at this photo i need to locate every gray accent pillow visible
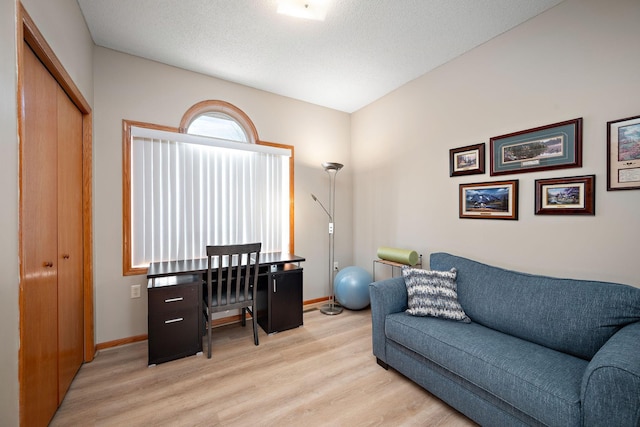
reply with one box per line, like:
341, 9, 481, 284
402, 267, 471, 323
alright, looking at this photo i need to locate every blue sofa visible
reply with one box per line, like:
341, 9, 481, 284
370, 252, 640, 426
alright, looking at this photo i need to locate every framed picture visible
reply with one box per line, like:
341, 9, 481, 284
607, 114, 640, 191
459, 180, 518, 220
534, 175, 595, 215
449, 143, 485, 177
490, 118, 582, 176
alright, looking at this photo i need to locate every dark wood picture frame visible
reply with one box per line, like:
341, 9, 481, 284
607, 114, 640, 191
459, 180, 519, 220
490, 118, 582, 176
449, 143, 485, 177
534, 175, 595, 215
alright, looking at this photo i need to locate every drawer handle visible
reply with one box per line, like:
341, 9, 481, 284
164, 297, 184, 303
164, 317, 183, 324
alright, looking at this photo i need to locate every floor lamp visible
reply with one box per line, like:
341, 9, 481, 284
311, 162, 343, 315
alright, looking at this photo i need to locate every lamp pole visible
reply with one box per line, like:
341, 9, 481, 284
312, 162, 343, 315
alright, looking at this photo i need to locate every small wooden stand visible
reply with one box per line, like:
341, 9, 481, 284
372, 255, 422, 281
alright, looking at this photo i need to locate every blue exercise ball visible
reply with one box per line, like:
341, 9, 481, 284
334, 266, 372, 310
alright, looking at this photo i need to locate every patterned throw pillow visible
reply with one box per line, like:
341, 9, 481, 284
402, 267, 471, 323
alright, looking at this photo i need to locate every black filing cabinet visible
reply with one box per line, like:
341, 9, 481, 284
257, 264, 303, 334
147, 275, 202, 365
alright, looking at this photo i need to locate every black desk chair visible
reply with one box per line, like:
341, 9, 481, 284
204, 243, 261, 358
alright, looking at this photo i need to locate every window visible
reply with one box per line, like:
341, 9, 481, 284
186, 111, 248, 142
123, 101, 294, 275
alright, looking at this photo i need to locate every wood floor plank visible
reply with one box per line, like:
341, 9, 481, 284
51, 308, 476, 426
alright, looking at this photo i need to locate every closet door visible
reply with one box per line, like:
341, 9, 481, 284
56, 86, 84, 401
21, 40, 85, 426
21, 42, 59, 426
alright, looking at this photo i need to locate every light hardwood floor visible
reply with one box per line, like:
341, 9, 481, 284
51, 307, 477, 426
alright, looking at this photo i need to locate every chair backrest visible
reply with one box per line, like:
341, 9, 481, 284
206, 243, 262, 313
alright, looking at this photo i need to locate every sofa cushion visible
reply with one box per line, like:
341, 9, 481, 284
402, 267, 470, 322
430, 252, 640, 360
385, 312, 587, 426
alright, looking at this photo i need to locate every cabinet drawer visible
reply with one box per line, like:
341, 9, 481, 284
148, 309, 201, 365
149, 283, 200, 315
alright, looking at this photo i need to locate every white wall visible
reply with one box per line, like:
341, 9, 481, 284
351, 0, 640, 287
21, 0, 94, 103
1, 1, 93, 424
93, 47, 352, 344
0, 0, 19, 423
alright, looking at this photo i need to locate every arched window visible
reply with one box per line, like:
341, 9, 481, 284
180, 100, 258, 143
186, 111, 248, 142
123, 100, 294, 275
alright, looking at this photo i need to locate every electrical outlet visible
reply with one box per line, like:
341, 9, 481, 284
334, 261, 339, 271
131, 284, 141, 299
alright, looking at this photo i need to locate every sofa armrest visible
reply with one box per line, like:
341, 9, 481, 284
581, 321, 640, 427
369, 277, 407, 365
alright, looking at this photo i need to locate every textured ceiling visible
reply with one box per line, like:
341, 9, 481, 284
77, 0, 564, 113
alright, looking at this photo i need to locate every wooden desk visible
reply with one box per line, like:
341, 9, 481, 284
147, 252, 305, 281
146, 252, 305, 365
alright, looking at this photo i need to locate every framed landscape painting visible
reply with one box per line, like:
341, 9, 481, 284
534, 175, 595, 215
459, 180, 518, 220
490, 118, 582, 176
607, 114, 640, 191
449, 143, 485, 177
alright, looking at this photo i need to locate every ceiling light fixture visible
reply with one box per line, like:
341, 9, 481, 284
277, 0, 328, 21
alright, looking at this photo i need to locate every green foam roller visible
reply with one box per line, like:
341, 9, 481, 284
377, 247, 419, 266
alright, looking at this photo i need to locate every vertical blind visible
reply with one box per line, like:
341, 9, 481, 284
130, 127, 290, 268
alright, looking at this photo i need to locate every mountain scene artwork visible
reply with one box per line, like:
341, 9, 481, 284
465, 187, 510, 212
545, 186, 581, 205
618, 122, 640, 161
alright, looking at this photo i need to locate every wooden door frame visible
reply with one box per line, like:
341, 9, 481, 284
17, 0, 94, 401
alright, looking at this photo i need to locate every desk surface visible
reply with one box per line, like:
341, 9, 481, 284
147, 252, 305, 279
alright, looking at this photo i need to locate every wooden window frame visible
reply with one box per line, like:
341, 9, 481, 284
122, 101, 295, 276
